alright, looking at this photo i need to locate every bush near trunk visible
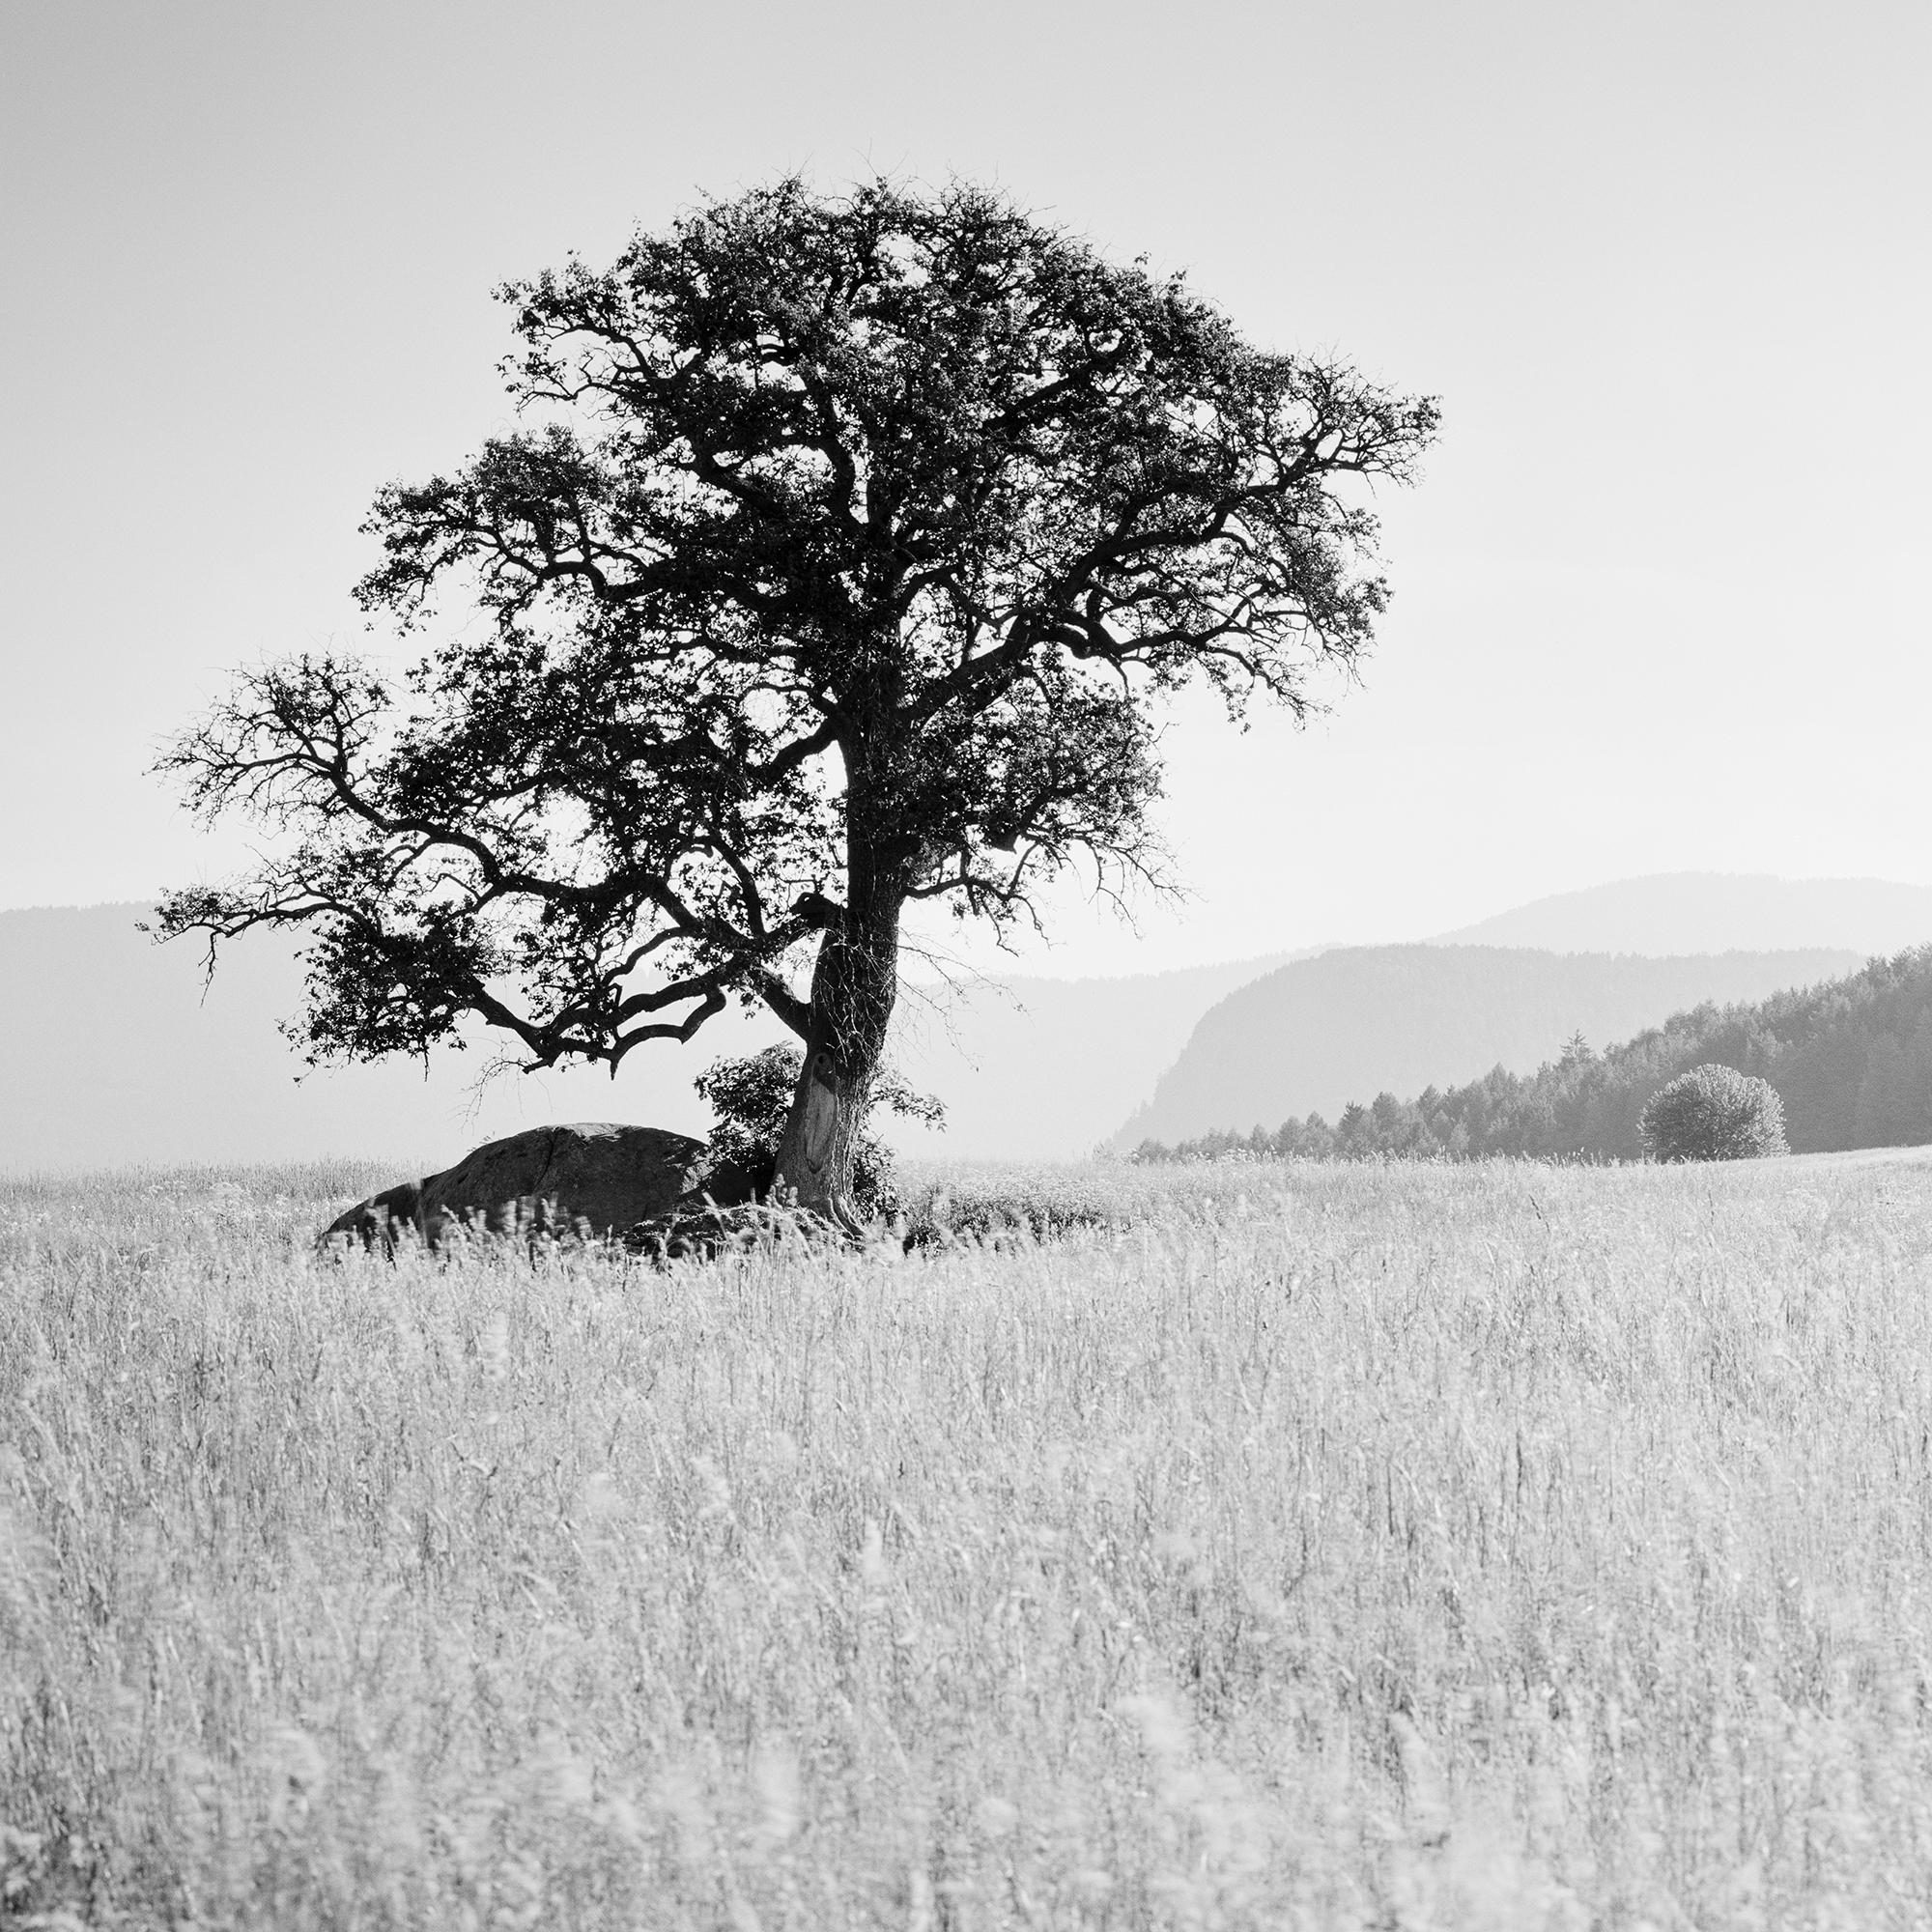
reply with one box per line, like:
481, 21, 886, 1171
1639, 1064, 1789, 1162
696, 1047, 942, 1222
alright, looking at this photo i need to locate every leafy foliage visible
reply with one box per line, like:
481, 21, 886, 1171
1136, 946, 1932, 1162
695, 1044, 942, 1219
1637, 1064, 1788, 1162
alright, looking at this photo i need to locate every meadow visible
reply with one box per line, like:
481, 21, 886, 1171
5, 1150, 1932, 1928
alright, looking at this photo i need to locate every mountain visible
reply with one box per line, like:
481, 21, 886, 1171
1433, 873, 1932, 957
885, 951, 1307, 1158
0, 905, 1295, 1174
1111, 944, 1864, 1150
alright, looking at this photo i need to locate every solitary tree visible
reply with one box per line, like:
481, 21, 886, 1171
1639, 1064, 1788, 1162
154, 177, 1437, 1226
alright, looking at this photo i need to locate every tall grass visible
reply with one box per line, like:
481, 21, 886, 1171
5, 1152, 1932, 1926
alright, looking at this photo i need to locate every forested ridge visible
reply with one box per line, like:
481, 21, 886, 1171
1133, 947, 1932, 1162
1109, 944, 1861, 1149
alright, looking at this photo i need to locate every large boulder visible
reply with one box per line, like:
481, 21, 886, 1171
321, 1122, 716, 1249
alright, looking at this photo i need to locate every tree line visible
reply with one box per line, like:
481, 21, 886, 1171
1131, 947, 1932, 1163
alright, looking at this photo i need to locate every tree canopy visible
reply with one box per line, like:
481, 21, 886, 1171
156, 175, 1437, 1218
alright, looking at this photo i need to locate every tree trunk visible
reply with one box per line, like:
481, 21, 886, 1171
770, 903, 899, 1228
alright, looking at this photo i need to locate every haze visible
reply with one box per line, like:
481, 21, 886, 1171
4, 1, 1927, 977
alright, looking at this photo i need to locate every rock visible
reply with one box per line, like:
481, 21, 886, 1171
324, 1179, 424, 1249
321, 1122, 717, 1250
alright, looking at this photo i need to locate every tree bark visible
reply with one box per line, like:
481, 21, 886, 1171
770, 899, 899, 1229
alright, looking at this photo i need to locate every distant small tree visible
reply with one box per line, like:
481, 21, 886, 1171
695, 1044, 942, 1220
1639, 1064, 1788, 1162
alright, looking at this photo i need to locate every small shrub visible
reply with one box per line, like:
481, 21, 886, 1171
1639, 1064, 1789, 1162
694, 1045, 943, 1221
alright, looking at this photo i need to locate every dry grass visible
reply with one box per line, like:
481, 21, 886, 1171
6, 1151, 1932, 1927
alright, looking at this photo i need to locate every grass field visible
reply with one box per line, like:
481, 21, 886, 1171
6, 1151, 1932, 1928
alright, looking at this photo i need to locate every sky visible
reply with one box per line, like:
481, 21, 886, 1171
4, 0, 1927, 980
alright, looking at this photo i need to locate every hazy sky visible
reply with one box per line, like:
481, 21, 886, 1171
5, 0, 1926, 979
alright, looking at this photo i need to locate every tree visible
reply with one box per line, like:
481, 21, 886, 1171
1638, 1064, 1788, 1162
153, 176, 1437, 1225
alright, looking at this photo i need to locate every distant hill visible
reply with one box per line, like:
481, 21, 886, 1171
1111, 944, 1863, 1150
16, 873, 1927, 1174
1434, 873, 1932, 956
0, 903, 783, 1175
1135, 947, 1932, 1163
0, 905, 1296, 1174
886, 951, 1306, 1158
